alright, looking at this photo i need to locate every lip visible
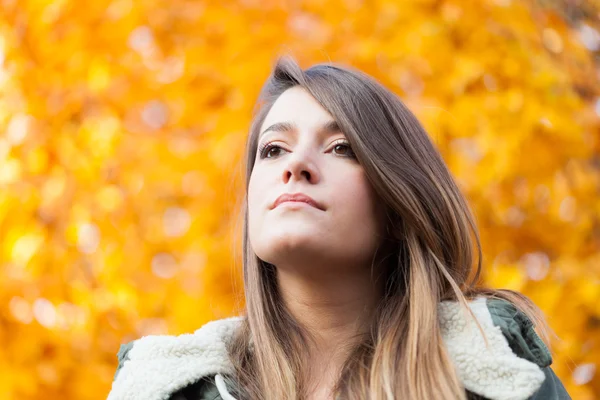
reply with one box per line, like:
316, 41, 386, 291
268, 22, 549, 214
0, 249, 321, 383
272, 192, 324, 210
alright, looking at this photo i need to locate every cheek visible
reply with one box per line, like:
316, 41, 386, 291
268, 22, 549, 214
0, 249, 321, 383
247, 176, 259, 220
247, 167, 262, 202
247, 171, 267, 229
347, 176, 384, 231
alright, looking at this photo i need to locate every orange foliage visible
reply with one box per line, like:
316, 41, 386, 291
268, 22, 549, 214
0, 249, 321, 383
0, 0, 598, 398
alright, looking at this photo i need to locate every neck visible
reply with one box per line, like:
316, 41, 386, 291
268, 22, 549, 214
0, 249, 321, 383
276, 266, 381, 380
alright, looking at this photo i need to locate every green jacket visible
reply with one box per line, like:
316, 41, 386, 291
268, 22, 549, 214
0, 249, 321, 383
107, 296, 571, 400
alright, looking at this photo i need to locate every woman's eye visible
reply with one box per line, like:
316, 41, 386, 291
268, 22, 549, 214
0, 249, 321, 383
259, 143, 284, 159
266, 146, 282, 158
332, 142, 356, 158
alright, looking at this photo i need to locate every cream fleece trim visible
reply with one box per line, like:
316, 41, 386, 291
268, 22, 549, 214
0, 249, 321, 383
107, 296, 545, 400
438, 296, 545, 400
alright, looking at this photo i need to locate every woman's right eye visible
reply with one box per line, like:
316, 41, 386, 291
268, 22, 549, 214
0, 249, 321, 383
259, 143, 285, 159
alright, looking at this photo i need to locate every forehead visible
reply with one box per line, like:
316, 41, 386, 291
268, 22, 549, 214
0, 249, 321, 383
259, 86, 335, 133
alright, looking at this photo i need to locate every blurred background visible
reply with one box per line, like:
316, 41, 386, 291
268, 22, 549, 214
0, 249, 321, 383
0, 0, 599, 398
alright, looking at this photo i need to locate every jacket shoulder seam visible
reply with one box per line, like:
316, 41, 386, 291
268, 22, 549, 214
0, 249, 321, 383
486, 298, 552, 368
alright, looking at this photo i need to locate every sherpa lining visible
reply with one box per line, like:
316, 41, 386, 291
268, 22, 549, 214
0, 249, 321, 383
439, 296, 545, 400
108, 296, 546, 400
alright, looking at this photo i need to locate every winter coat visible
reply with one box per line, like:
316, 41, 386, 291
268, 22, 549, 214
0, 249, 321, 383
107, 296, 571, 400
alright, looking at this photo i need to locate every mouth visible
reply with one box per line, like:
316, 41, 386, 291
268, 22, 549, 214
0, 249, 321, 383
271, 193, 324, 210
276, 201, 317, 209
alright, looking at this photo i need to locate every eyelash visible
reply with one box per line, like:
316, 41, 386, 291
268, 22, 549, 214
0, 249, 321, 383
258, 139, 356, 160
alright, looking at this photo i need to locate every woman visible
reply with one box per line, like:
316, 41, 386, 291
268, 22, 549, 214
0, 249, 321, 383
107, 56, 571, 400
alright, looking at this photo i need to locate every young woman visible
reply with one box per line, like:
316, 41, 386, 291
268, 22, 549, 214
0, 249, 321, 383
107, 56, 571, 400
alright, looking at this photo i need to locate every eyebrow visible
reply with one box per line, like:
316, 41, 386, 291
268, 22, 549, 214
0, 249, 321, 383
259, 120, 342, 139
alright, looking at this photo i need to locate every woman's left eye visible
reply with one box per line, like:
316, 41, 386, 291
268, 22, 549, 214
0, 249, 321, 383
331, 140, 356, 158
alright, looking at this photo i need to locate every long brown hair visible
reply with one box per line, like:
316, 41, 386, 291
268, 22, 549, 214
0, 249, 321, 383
227, 55, 552, 400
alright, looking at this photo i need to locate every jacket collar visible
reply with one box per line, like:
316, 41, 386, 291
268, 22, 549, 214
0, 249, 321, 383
107, 296, 546, 400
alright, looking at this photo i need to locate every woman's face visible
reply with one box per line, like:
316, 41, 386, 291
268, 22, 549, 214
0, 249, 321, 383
247, 86, 386, 276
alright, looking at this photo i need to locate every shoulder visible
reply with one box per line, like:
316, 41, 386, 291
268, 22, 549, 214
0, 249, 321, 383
439, 296, 551, 367
485, 297, 571, 399
438, 295, 571, 400
108, 316, 244, 400
485, 298, 552, 368
442, 296, 570, 400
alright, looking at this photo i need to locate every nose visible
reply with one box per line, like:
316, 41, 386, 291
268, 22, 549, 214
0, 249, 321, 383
282, 149, 320, 184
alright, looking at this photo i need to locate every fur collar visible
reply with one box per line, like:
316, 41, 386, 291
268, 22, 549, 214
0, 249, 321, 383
107, 296, 546, 400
